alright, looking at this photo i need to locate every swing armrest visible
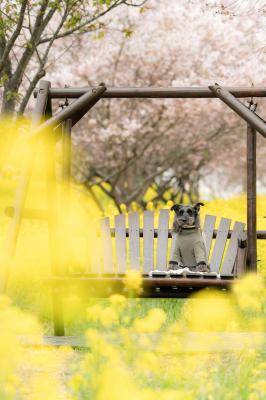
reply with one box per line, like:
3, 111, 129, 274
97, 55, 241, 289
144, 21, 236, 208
235, 232, 247, 277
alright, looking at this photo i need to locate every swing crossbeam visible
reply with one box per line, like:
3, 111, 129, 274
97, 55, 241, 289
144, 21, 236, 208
35, 86, 266, 99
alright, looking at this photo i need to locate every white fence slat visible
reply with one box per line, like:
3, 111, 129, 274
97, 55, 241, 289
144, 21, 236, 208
128, 212, 140, 270
202, 215, 216, 261
209, 218, 231, 272
169, 232, 178, 266
143, 210, 154, 273
115, 214, 127, 274
156, 209, 170, 270
87, 230, 102, 274
221, 221, 245, 274
100, 217, 114, 273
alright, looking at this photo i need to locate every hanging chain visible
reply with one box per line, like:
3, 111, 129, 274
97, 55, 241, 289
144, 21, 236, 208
59, 84, 69, 110
248, 96, 257, 113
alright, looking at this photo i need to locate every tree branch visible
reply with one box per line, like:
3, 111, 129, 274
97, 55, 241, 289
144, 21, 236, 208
0, 0, 28, 75
19, 5, 70, 114
37, 0, 127, 44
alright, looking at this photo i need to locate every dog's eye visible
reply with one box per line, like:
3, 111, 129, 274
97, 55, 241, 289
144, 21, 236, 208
180, 210, 184, 215
187, 209, 193, 216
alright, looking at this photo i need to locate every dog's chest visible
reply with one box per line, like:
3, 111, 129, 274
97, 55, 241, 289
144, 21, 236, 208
175, 230, 203, 264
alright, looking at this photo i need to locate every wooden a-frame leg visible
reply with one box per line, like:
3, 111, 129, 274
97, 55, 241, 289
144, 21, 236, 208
45, 135, 66, 335
60, 119, 72, 274
0, 80, 51, 293
52, 288, 64, 336
246, 124, 257, 272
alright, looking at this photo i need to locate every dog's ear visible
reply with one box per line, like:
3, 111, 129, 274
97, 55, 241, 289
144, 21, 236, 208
193, 202, 205, 212
171, 204, 181, 212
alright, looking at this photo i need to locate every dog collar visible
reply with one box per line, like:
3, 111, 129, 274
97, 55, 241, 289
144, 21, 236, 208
180, 225, 197, 230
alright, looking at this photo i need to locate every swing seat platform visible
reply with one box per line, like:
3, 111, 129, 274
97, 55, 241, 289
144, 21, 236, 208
48, 211, 247, 335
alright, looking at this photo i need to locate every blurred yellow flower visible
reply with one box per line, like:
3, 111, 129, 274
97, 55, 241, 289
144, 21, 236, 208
134, 351, 158, 374
159, 389, 194, 400
120, 203, 127, 213
233, 273, 265, 312
123, 270, 142, 294
0, 295, 11, 310
184, 290, 237, 332
133, 308, 166, 333
146, 201, 154, 211
100, 307, 118, 327
96, 361, 153, 400
167, 321, 184, 334
131, 201, 138, 212
258, 362, 266, 370
166, 200, 174, 209
86, 304, 102, 322
109, 294, 127, 313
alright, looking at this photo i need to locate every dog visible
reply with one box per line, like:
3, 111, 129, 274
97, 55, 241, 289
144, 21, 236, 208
168, 202, 209, 272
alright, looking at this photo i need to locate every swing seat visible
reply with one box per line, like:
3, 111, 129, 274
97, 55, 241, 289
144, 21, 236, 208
96, 210, 247, 280
48, 210, 247, 334
50, 211, 247, 292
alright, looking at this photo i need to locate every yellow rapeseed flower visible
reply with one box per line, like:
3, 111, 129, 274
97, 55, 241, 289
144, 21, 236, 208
120, 203, 127, 213
232, 273, 265, 312
159, 389, 194, 400
133, 308, 166, 333
86, 304, 103, 322
123, 270, 142, 294
99, 307, 118, 327
184, 290, 237, 332
134, 351, 158, 374
109, 294, 127, 311
166, 200, 174, 209
146, 201, 154, 211
96, 361, 153, 400
131, 201, 138, 212
0, 295, 11, 309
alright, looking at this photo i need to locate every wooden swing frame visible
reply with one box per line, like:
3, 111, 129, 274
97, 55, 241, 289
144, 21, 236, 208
1, 80, 265, 335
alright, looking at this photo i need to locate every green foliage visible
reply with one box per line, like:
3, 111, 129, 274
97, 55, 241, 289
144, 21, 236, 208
123, 28, 134, 38
95, 30, 106, 39
0, 73, 9, 87
64, 11, 82, 30
94, 0, 112, 6
5, 90, 21, 102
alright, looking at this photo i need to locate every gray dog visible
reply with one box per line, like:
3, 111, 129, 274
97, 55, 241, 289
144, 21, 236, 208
168, 202, 209, 272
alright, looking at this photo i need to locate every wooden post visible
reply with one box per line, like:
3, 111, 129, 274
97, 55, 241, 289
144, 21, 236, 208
246, 124, 257, 271
62, 119, 72, 207
47, 118, 73, 336
45, 126, 66, 336
60, 119, 72, 274
0, 80, 50, 293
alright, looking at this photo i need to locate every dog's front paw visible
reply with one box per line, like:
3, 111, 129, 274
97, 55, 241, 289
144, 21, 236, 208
196, 262, 210, 273
168, 261, 184, 271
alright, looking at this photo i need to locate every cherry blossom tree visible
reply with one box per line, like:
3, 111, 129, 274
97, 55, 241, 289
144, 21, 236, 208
46, 0, 266, 206
0, 0, 146, 114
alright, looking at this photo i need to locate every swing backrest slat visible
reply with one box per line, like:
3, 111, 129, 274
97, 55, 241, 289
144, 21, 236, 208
209, 217, 231, 272
128, 212, 140, 270
143, 210, 154, 273
156, 209, 170, 270
100, 217, 114, 273
221, 221, 245, 274
115, 213, 127, 274
202, 215, 216, 261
